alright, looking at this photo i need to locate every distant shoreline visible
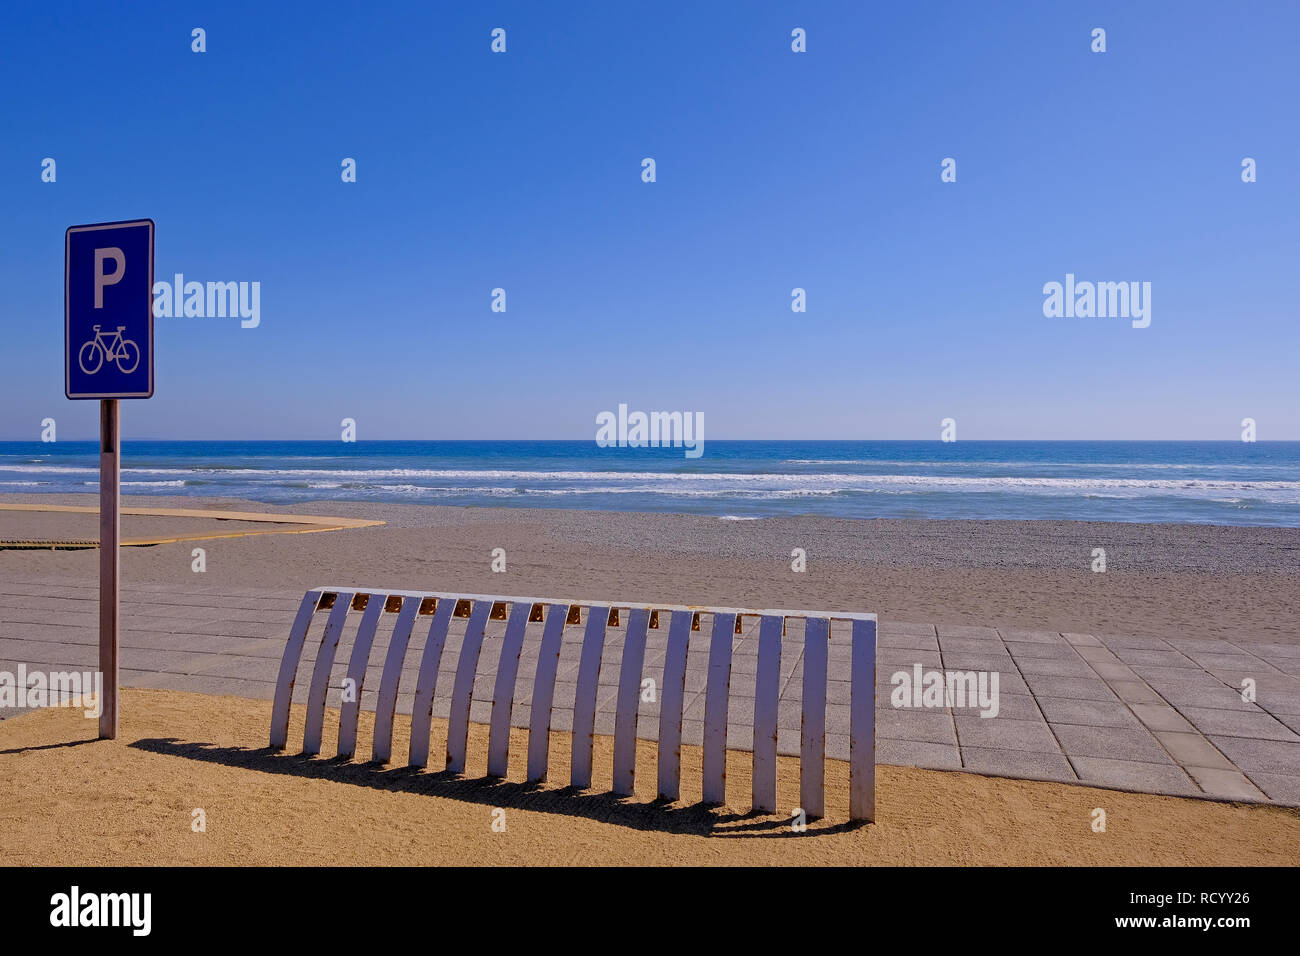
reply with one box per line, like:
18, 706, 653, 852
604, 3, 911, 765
4, 439, 1299, 527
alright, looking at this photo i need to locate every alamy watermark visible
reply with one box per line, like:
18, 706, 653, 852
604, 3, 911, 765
891, 664, 999, 718
1043, 273, 1151, 328
595, 403, 704, 459
152, 274, 260, 328
0, 666, 103, 717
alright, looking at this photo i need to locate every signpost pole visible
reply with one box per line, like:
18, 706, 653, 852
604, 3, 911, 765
66, 217, 152, 739
99, 398, 120, 739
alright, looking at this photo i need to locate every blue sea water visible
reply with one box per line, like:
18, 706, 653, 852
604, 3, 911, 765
2, 440, 1300, 527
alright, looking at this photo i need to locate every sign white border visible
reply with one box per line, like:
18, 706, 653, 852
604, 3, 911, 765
65, 218, 155, 400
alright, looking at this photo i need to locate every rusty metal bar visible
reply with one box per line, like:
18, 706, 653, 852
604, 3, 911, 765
486, 601, 532, 777
611, 606, 650, 796
800, 616, 830, 819
269, 590, 323, 749
569, 605, 610, 789
751, 613, 783, 813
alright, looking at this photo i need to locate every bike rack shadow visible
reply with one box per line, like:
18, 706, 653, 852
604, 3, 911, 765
129, 736, 866, 839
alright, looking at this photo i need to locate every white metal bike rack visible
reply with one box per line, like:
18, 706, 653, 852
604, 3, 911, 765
270, 587, 877, 822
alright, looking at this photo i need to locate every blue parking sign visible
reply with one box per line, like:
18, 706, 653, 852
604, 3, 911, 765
65, 219, 154, 399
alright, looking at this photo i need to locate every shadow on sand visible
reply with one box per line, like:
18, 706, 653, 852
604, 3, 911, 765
129, 737, 864, 839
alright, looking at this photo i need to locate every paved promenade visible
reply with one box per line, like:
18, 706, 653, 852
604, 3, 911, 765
1, 574, 1297, 806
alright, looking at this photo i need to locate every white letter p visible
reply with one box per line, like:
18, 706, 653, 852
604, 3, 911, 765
94, 247, 125, 308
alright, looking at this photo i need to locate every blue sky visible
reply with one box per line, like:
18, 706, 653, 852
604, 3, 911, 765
2, 1, 1297, 440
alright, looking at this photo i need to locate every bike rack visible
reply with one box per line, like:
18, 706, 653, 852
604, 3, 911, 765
270, 587, 877, 822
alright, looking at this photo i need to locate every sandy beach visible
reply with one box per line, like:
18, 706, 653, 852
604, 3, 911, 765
2, 687, 1297, 866
2, 493, 1297, 645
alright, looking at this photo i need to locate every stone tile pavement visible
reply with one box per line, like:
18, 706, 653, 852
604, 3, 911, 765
1, 575, 1297, 807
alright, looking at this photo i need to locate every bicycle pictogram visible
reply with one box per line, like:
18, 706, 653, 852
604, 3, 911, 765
78, 324, 141, 375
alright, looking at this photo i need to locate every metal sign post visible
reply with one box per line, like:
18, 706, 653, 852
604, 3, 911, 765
65, 219, 154, 740
99, 400, 120, 738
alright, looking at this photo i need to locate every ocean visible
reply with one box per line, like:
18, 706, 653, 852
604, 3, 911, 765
2, 440, 1299, 527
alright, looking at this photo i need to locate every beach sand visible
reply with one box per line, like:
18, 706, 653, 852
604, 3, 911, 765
2, 687, 1297, 866
2, 493, 1297, 644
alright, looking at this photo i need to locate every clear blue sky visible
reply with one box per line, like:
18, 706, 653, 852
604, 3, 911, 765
2, 1, 1297, 440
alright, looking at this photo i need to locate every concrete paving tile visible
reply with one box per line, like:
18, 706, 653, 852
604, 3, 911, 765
939, 637, 1009, 656
1160, 686, 1270, 713
1246, 772, 1300, 805
878, 648, 942, 668
936, 625, 999, 640
877, 708, 957, 744
1128, 702, 1196, 733
1133, 666, 1225, 687
1177, 706, 1299, 742
1090, 661, 1140, 681
1015, 657, 1097, 678
1207, 736, 1300, 776
1278, 714, 1300, 735
998, 629, 1064, 644
1152, 732, 1235, 771
1074, 645, 1121, 664
876, 738, 962, 770
1062, 633, 1101, 647
1105, 680, 1167, 705
974, 692, 1041, 721
1023, 674, 1117, 702
1184, 653, 1271, 672
1184, 766, 1267, 801
1114, 649, 1199, 669
878, 632, 939, 650
936, 655, 1017, 675
1036, 696, 1141, 728
954, 716, 1061, 754
960, 746, 1075, 782
881, 621, 937, 637
1070, 756, 1198, 796
1004, 642, 1081, 660
1053, 724, 1172, 764
1097, 634, 1171, 650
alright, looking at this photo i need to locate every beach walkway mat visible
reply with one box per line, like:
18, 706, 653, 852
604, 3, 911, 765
0, 503, 383, 549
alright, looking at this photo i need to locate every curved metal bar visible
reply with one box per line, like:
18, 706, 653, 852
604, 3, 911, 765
303, 591, 354, 755
486, 601, 533, 778
525, 603, 569, 783
800, 617, 830, 819
612, 607, 651, 796
337, 593, 387, 758
445, 599, 493, 774
569, 605, 610, 789
371, 597, 421, 763
408, 598, 456, 768
751, 614, 783, 813
655, 609, 692, 801
269, 590, 322, 750
702, 611, 737, 805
